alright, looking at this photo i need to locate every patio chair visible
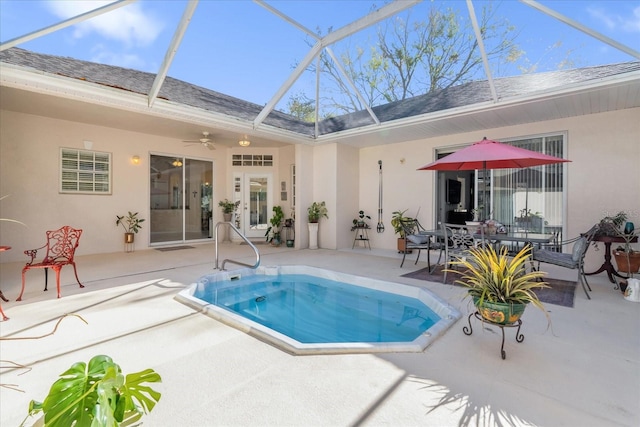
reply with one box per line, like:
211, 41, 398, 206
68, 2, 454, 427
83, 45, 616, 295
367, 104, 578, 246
18, 226, 84, 301
399, 219, 434, 268
530, 225, 599, 299
441, 223, 480, 284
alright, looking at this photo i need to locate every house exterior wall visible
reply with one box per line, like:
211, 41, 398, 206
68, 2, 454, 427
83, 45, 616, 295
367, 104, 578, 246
0, 110, 227, 262
1, 106, 638, 271
357, 107, 640, 271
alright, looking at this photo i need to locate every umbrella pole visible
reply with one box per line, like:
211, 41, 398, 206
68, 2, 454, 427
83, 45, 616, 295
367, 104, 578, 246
482, 163, 488, 221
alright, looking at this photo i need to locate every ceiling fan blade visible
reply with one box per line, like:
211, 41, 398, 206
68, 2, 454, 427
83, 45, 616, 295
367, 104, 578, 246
205, 142, 216, 150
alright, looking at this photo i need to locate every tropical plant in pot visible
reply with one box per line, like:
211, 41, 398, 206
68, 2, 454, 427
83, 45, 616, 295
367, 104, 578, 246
218, 199, 239, 216
307, 201, 328, 249
390, 209, 414, 253
307, 201, 328, 223
448, 245, 550, 326
265, 205, 284, 245
115, 211, 145, 245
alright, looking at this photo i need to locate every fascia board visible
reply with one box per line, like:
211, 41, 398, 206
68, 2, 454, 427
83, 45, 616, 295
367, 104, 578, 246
0, 62, 314, 144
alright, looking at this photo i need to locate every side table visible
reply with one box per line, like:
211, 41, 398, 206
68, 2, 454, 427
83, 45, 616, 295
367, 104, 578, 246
351, 225, 371, 250
587, 234, 638, 283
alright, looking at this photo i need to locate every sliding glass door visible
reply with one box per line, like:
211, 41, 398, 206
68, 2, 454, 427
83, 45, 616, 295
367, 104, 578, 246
149, 154, 213, 244
435, 134, 566, 234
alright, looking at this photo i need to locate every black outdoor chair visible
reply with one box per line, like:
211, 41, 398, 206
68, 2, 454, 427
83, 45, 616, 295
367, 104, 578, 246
530, 225, 599, 299
441, 223, 486, 284
399, 220, 435, 268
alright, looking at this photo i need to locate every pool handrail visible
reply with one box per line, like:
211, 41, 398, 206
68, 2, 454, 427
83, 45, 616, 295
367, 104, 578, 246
214, 221, 260, 271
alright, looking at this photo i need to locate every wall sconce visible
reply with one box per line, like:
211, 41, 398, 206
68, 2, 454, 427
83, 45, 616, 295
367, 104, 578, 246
131, 155, 141, 165
238, 136, 251, 147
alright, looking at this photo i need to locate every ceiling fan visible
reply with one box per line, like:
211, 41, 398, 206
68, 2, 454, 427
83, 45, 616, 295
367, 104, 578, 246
183, 131, 215, 150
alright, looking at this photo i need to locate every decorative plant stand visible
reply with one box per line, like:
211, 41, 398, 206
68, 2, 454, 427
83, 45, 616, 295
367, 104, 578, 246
463, 311, 524, 359
351, 224, 371, 250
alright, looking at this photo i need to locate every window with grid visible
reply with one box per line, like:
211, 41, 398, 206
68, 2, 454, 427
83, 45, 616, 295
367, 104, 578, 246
231, 154, 273, 166
60, 148, 111, 194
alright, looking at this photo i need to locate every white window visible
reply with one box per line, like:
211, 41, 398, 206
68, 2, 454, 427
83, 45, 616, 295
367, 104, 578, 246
231, 154, 273, 166
60, 148, 111, 194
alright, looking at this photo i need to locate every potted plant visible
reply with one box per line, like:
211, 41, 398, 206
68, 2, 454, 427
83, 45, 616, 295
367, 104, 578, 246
218, 199, 239, 221
307, 201, 328, 223
22, 354, 161, 427
352, 210, 371, 227
596, 211, 628, 238
115, 211, 145, 245
465, 208, 484, 233
265, 205, 284, 245
612, 226, 639, 278
307, 201, 328, 249
390, 209, 414, 253
448, 245, 550, 326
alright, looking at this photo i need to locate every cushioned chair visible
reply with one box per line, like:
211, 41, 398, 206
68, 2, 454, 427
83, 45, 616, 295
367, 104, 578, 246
399, 219, 434, 268
18, 226, 84, 301
530, 225, 599, 299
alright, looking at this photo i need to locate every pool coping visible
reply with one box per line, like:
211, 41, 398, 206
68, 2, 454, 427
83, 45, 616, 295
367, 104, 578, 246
175, 265, 461, 355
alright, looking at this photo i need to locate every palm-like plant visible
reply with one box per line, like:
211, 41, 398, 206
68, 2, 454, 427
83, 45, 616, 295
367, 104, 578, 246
448, 245, 550, 321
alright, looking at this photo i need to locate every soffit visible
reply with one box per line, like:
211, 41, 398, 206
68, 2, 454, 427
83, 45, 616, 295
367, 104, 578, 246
2, 65, 638, 149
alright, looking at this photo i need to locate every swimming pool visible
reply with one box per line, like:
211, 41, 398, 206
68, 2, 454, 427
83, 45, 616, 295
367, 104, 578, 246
176, 265, 460, 355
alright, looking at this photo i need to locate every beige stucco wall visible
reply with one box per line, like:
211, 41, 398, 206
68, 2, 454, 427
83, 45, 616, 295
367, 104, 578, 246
357, 107, 640, 270
0, 110, 231, 262
1, 106, 639, 272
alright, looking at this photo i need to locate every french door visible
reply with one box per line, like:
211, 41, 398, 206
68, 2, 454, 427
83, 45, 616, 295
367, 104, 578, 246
149, 154, 213, 244
233, 173, 273, 239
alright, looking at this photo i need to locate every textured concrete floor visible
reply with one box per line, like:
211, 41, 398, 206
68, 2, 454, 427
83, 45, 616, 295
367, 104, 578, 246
1, 242, 638, 426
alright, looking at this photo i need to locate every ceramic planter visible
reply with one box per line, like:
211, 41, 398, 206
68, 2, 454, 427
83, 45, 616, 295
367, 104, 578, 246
308, 223, 319, 249
474, 297, 527, 325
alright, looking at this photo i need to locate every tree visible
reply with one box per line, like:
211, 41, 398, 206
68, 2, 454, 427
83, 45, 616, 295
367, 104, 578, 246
286, 92, 316, 122
289, 3, 523, 116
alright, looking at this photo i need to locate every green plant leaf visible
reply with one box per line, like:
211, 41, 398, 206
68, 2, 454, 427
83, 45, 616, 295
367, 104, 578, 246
26, 354, 162, 427
120, 369, 162, 416
41, 356, 114, 427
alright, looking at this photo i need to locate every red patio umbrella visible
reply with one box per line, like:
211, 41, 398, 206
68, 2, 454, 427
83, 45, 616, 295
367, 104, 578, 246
418, 138, 570, 220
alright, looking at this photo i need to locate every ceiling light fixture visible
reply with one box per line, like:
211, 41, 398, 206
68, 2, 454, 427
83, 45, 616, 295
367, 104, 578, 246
238, 136, 251, 147
172, 159, 183, 167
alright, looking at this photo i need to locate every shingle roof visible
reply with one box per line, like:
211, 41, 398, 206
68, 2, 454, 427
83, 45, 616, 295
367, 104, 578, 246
2, 47, 638, 138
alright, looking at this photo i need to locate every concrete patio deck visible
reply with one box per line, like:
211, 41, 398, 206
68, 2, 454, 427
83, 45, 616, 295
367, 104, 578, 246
1, 242, 638, 426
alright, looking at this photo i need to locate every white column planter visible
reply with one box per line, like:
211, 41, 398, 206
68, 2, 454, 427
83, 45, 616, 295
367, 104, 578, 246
308, 223, 319, 249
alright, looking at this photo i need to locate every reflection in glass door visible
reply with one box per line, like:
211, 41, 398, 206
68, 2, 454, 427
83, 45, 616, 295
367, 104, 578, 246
149, 155, 213, 244
185, 158, 213, 241
234, 173, 272, 239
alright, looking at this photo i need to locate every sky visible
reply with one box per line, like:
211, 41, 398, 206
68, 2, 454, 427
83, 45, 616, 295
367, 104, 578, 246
1, 0, 639, 112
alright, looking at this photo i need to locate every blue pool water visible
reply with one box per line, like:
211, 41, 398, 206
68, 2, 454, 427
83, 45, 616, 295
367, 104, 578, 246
193, 273, 439, 344
176, 265, 460, 355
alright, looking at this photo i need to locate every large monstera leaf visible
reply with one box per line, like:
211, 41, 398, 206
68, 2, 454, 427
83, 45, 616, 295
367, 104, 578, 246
27, 355, 161, 427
